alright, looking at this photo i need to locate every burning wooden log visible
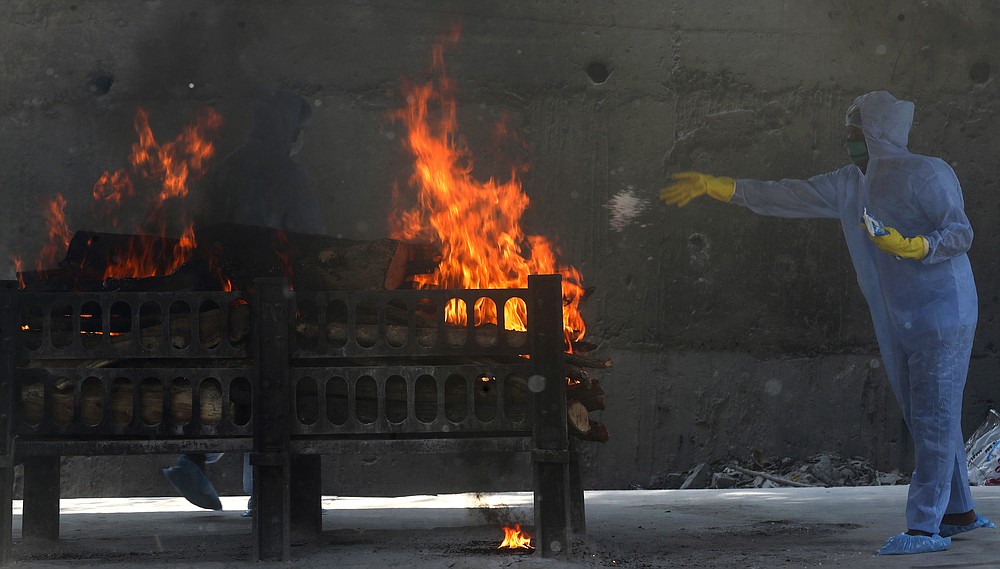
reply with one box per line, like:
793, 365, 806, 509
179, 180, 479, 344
568, 378, 605, 412
18, 232, 192, 292
17, 224, 425, 294
564, 352, 613, 370
194, 223, 421, 292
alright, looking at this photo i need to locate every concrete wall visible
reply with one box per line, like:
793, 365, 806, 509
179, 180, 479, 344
3, 0, 1000, 495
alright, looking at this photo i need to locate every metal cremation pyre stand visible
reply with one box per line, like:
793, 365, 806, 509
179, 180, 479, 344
0, 274, 584, 563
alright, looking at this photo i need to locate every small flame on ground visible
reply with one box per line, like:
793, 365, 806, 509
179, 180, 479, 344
498, 523, 534, 550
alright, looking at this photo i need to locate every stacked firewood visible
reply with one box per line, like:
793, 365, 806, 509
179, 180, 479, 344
562, 350, 610, 442
20, 378, 224, 428
17, 223, 610, 442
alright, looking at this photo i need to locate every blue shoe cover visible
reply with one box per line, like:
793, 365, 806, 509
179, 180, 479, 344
878, 532, 950, 555
163, 454, 223, 511
939, 514, 996, 538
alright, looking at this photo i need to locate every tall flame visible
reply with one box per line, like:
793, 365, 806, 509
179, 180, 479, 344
130, 107, 221, 202
38, 193, 73, 271
100, 107, 221, 279
390, 32, 586, 348
14, 106, 222, 284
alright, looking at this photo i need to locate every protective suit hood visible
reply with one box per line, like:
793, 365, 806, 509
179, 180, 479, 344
847, 91, 914, 158
248, 86, 312, 157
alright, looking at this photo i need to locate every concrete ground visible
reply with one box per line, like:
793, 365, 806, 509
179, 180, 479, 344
7, 486, 1000, 568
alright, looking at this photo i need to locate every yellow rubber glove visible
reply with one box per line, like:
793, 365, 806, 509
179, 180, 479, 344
660, 172, 736, 207
869, 227, 929, 260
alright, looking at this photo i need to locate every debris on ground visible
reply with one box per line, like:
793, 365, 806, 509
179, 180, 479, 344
646, 451, 911, 490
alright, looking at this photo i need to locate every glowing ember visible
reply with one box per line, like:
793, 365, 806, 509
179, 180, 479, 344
389, 31, 586, 350
498, 523, 534, 550
272, 230, 295, 290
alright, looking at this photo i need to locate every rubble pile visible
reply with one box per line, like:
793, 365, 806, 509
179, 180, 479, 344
650, 452, 911, 490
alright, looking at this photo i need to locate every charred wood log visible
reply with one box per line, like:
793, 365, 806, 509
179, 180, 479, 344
564, 352, 613, 370
567, 378, 605, 411
573, 420, 610, 443
195, 223, 415, 292
565, 364, 591, 388
18, 225, 418, 293
19, 232, 193, 292
570, 340, 600, 354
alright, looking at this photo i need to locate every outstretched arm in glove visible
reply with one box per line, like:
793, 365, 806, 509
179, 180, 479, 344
659, 172, 736, 207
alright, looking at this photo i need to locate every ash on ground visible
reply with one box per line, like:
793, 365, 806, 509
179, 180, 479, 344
645, 452, 911, 490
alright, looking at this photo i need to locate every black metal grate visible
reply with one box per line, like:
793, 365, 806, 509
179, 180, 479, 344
12, 285, 545, 439
18, 291, 249, 359
291, 288, 531, 359
289, 364, 532, 435
16, 367, 253, 438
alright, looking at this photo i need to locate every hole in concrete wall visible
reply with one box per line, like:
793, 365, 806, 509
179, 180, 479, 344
89, 74, 114, 96
688, 233, 706, 252
970, 61, 990, 84
897, 13, 905, 21
586, 61, 610, 85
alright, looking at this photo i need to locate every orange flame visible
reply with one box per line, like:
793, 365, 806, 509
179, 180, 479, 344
100, 225, 198, 281
98, 106, 221, 279
129, 107, 222, 201
390, 33, 585, 348
34, 193, 73, 272
14, 107, 222, 285
92, 169, 135, 228
12, 257, 25, 289
205, 245, 233, 292
498, 523, 534, 550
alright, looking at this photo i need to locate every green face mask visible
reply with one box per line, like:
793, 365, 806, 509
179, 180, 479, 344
846, 139, 869, 166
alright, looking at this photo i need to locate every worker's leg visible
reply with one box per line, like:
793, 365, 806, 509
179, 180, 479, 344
904, 327, 974, 534
242, 452, 254, 516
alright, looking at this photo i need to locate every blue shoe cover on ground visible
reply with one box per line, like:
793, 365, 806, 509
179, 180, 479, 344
878, 532, 950, 555
939, 514, 996, 538
162, 454, 223, 511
